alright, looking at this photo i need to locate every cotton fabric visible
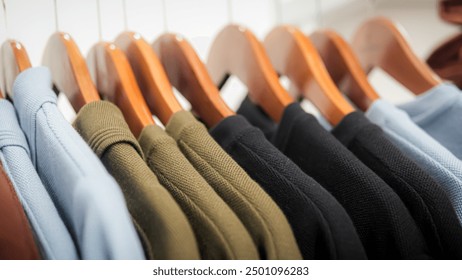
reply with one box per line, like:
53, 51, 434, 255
166, 110, 302, 260
210, 115, 366, 260
138, 124, 259, 260
0, 99, 78, 260
399, 83, 462, 159
73, 101, 200, 260
13, 67, 144, 260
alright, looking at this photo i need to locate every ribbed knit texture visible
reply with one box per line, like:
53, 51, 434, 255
138, 124, 259, 260
166, 110, 302, 260
399, 83, 462, 159
13, 67, 144, 260
367, 100, 462, 222
333, 111, 462, 259
0, 99, 77, 260
238, 99, 431, 259
210, 115, 366, 260
0, 161, 40, 259
73, 101, 200, 260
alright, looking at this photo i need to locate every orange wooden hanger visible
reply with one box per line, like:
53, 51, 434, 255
264, 25, 355, 125
351, 17, 440, 95
114, 32, 182, 125
1, 40, 31, 98
207, 25, 293, 122
153, 33, 234, 128
87, 42, 154, 137
43, 33, 101, 112
310, 30, 379, 111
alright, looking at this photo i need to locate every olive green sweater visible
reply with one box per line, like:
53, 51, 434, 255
166, 110, 302, 260
73, 101, 200, 260
138, 123, 259, 260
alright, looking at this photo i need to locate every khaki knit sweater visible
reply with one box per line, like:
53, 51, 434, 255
138, 123, 259, 260
166, 110, 302, 260
73, 101, 200, 260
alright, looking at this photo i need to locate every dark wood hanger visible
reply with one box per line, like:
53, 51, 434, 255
351, 17, 440, 95
87, 42, 154, 137
264, 25, 354, 125
207, 25, 293, 122
43, 32, 101, 112
439, 0, 462, 24
1, 40, 31, 98
153, 33, 234, 128
427, 32, 462, 89
115, 32, 183, 125
310, 30, 379, 111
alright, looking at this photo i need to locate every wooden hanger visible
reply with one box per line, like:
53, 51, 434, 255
87, 42, 154, 137
310, 30, 379, 111
264, 25, 355, 125
153, 33, 234, 128
115, 32, 183, 125
207, 25, 293, 122
1, 40, 31, 98
439, 0, 462, 24
351, 17, 440, 95
427, 32, 462, 88
43, 32, 100, 112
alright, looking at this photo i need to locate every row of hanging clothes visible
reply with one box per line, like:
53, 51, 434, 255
1, 0, 462, 260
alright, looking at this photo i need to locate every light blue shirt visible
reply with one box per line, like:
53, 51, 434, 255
366, 100, 462, 221
399, 83, 462, 160
13, 67, 145, 260
0, 99, 78, 259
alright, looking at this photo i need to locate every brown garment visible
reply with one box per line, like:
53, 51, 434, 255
73, 101, 200, 260
138, 124, 259, 260
0, 162, 40, 259
166, 110, 302, 260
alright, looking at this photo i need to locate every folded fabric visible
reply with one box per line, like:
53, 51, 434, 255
238, 99, 432, 259
73, 101, 200, 260
138, 124, 259, 260
210, 115, 366, 260
0, 99, 78, 259
399, 83, 462, 159
366, 100, 462, 223
13, 67, 144, 260
0, 161, 40, 260
333, 111, 462, 259
166, 110, 302, 260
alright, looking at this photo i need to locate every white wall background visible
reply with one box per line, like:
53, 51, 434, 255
0, 0, 458, 121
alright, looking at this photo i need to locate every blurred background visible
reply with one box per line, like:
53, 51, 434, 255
1, 0, 455, 120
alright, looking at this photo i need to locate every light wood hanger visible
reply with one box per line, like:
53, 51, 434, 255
351, 17, 440, 95
207, 24, 293, 122
264, 25, 355, 125
43, 32, 100, 112
1, 40, 31, 98
87, 42, 154, 137
115, 32, 182, 125
153, 33, 234, 128
310, 30, 379, 111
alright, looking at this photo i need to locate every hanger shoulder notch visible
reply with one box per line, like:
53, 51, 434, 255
207, 24, 293, 122
43, 32, 100, 112
115, 32, 182, 125
352, 17, 440, 95
310, 30, 379, 111
153, 33, 234, 128
264, 25, 354, 125
87, 42, 154, 137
